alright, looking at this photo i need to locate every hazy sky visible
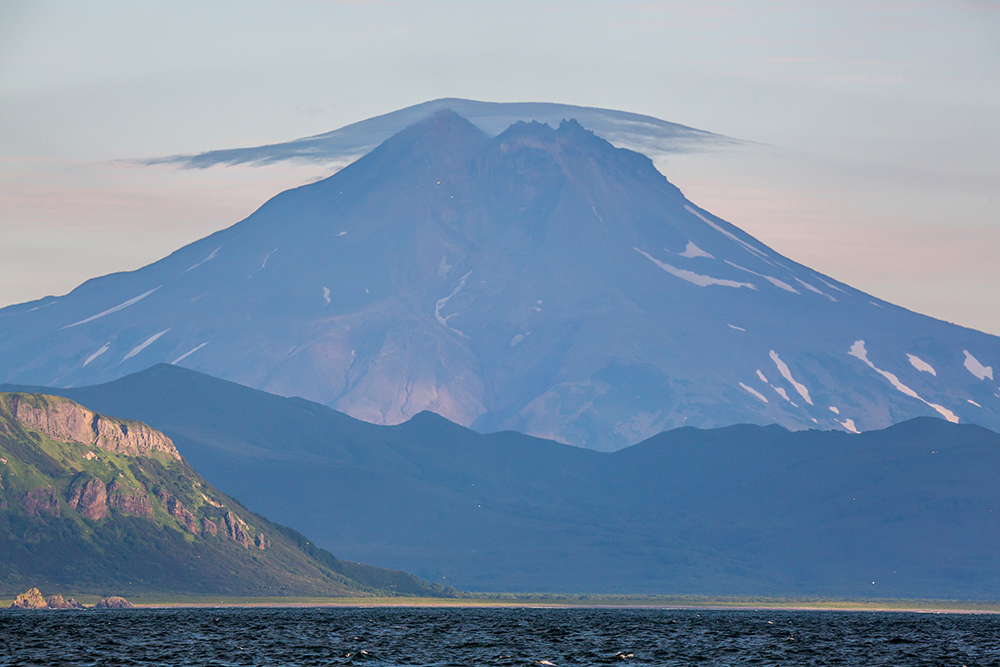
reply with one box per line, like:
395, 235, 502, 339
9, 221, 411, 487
1, 0, 998, 333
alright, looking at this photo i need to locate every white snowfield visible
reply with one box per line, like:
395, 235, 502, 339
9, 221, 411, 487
62, 286, 162, 329
907, 354, 937, 376
840, 418, 859, 434
435, 271, 472, 338
684, 205, 770, 261
635, 248, 755, 289
677, 241, 713, 259
768, 351, 813, 405
83, 342, 110, 367
849, 340, 958, 423
728, 324, 745, 331
184, 246, 221, 273
793, 277, 836, 301
756, 370, 768, 383
726, 261, 799, 294
171, 342, 209, 365
121, 329, 171, 364
323, 287, 331, 304
739, 382, 768, 403
772, 386, 794, 404
963, 350, 994, 381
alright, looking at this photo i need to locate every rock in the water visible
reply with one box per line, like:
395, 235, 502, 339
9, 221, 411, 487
94, 596, 133, 609
45, 594, 85, 609
10, 588, 48, 609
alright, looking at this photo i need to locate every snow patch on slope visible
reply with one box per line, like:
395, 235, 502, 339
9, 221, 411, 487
435, 271, 473, 338
172, 342, 209, 365
677, 241, 713, 259
849, 340, 958, 423
184, 246, 221, 273
739, 382, 768, 403
794, 277, 836, 301
62, 287, 161, 329
685, 205, 770, 260
907, 354, 936, 376
83, 343, 110, 367
769, 351, 813, 405
964, 350, 994, 381
726, 261, 799, 294
635, 249, 756, 289
121, 329, 171, 363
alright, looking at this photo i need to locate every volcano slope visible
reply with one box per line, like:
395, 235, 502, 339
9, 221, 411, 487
0, 109, 997, 450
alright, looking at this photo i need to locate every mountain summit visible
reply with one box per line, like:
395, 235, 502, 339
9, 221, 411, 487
1, 109, 997, 449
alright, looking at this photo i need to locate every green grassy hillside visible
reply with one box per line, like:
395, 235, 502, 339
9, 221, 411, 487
0, 392, 436, 598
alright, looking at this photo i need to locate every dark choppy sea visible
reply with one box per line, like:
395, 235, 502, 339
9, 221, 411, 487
1, 606, 998, 666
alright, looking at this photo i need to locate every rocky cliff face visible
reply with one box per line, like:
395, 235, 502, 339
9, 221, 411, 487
3, 393, 179, 460
1, 392, 268, 549
67, 478, 108, 520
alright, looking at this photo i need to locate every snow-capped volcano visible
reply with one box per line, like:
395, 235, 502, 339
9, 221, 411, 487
1, 108, 997, 449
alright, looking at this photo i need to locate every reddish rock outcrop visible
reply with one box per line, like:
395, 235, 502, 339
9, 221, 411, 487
156, 490, 198, 532
107, 480, 153, 517
203, 518, 218, 536
67, 477, 108, 520
19, 487, 60, 518
224, 511, 253, 547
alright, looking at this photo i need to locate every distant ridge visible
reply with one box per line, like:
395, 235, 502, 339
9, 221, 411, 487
8, 364, 1000, 600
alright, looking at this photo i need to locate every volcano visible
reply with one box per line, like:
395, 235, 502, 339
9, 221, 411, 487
1, 108, 997, 449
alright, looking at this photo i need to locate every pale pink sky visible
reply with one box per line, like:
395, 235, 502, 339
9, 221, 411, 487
1, 0, 998, 334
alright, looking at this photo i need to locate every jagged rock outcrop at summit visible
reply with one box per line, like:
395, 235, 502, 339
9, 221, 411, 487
0, 109, 997, 449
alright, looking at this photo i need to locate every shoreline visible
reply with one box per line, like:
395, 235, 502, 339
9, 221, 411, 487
7, 595, 999, 614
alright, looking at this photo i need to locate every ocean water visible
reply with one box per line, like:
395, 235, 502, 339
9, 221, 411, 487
1, 606, 998, 666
